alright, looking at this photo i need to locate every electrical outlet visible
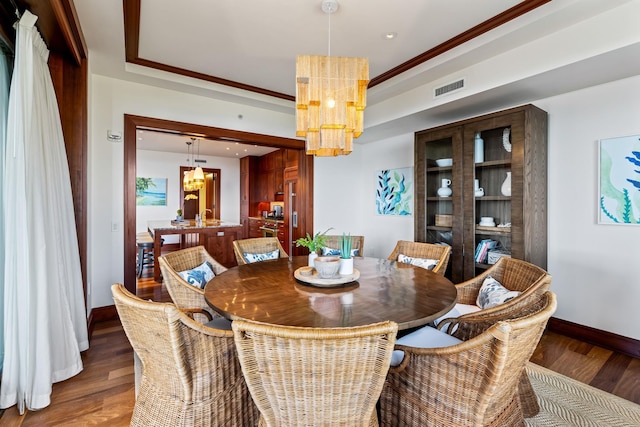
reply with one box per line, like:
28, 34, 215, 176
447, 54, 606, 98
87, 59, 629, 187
112, 222, 119, 232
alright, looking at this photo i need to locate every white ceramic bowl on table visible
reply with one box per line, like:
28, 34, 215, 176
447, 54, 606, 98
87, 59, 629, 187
314, 256, 341, 278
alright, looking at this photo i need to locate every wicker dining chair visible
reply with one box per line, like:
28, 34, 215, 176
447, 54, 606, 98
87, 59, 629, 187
435, 284, 554, 418
322, 234, 365, 257
380, 291, 557, 426
437, 256, 552, 326
158, 245, 228, 326
111, 284, 259, 427
232, 237, 289, 266
232, 319, 398, 427
387, 240, 452, 276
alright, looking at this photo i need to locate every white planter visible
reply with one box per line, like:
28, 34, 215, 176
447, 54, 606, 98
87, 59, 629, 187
339, 257, 354, 275
308, 252, 318, 267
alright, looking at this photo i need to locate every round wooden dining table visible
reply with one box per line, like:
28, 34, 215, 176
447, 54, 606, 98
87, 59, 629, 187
204, 256, 457, 330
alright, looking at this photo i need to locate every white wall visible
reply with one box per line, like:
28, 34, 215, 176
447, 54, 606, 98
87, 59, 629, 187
313, 134, 415, 259
314, 75, 640, 340
534, 76, 640, 340
136, 149, 241, 242
88, 75, 295, 310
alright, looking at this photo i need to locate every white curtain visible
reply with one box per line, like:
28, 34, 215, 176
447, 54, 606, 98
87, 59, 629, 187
0, 11, 88, 413
0, 39, 10, 373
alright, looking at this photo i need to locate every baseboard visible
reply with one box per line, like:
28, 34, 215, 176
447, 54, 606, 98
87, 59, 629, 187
548, 317, 640, 359
87, 305, 119, 339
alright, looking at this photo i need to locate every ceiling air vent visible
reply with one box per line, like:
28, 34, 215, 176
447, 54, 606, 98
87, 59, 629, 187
434, 79, 465, 98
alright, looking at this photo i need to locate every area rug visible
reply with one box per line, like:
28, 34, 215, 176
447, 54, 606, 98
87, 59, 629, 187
525, 363, 640, 426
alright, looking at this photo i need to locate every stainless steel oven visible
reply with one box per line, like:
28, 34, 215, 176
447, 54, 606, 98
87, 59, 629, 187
260, 225, 277, 238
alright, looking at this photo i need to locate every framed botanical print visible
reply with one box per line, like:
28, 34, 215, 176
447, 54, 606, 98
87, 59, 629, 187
599, 134, 640, 225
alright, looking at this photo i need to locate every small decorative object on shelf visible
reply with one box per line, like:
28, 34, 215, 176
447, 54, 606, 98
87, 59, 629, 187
502, 128, 512, 152
437, 178, 452, 197
501, 171, 512, 196
474, 132, 484, 163
176, 209, 183, 221
474, 179, 484, 197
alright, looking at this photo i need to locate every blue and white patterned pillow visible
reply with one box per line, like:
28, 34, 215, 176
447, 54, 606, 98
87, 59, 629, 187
243, 249, 280, 263
322, 247, 359, 257
476, 276, 521, 309
178, 261, 215, 289
397, 253, 439, 271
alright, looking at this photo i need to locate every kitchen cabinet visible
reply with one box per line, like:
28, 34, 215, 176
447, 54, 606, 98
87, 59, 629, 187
414, 104, 547, 283
248, 218, 265, 238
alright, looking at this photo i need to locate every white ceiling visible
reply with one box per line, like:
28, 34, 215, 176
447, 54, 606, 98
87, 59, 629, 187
72, 0, 639, 157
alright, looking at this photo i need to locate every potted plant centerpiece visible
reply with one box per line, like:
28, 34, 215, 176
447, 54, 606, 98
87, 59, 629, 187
339, 232, 354, 275
296, 228, 331, 267
176, 209, 183, 221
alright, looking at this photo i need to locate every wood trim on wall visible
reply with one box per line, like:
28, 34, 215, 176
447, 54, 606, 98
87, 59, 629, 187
49, 52, 88, 297
548, 317, 640, 359
123, 115, 310, 293
122, 0, 551, 96
0, 0, 89, 302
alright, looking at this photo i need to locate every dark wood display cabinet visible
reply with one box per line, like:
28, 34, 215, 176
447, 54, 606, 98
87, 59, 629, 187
415, 104, 548, 283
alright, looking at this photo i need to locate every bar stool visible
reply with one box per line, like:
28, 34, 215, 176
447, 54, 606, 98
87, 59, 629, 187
136, 232, 157, 278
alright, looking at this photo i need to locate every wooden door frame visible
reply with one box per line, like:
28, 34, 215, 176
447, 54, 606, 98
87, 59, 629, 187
123, 114, 312, 293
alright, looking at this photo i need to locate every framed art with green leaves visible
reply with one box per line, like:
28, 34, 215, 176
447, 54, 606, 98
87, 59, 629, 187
599, 134, 640, 225
375, 167, 413, 216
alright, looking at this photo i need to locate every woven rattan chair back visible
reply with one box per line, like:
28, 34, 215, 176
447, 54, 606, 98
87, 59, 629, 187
381, 291, 557, 427
322, 235, 365, 257
158, 246, 227, 324
232, 319, 398, 427
232, 237, 289, 266
111, 284, 258, 427
387, 240, 452, 276
452, 256, 551, 320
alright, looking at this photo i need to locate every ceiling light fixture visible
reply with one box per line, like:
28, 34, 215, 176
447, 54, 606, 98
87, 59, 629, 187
183, 139, 195, 191
192, 138, 205, 190
296, 0, 369, 156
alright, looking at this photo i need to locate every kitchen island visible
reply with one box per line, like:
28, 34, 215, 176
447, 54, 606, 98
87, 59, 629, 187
147, 219, 243, 282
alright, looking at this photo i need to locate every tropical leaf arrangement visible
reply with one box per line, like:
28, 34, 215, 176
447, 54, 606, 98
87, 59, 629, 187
376, 169, 412, 215
295, 228, 332, 252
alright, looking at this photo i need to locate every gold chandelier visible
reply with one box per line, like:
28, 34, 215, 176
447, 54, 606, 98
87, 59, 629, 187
295, 0, 369, 156
183, 138, 205, 191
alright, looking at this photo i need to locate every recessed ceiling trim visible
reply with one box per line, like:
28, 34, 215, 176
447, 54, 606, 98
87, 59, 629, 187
123, 0, 551, 101
122, 0, 294, 101
369, 0, 552, 87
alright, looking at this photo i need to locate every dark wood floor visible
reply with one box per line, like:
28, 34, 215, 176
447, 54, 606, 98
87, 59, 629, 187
1, 272, 639, 425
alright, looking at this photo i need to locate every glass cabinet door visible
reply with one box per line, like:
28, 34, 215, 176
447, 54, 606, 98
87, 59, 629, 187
463, 111, 524, 279
415, 126, 463, 281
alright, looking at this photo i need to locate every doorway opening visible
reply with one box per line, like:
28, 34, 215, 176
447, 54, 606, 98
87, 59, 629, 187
123, 114, 312, 293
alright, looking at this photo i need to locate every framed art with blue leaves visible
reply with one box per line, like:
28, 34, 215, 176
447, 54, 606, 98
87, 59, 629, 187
598, 134, 640, 225
375, 167, 413, 216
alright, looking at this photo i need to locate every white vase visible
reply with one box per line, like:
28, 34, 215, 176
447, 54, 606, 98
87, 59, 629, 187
501, 171, 512, 197
437, 178, 452, 197
339, 257, 354, 275
474, 132, 484, 163
308, 252, 318, 267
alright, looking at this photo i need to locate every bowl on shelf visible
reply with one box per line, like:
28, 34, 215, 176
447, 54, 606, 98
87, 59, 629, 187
435, 158, 453, 167
314, 256, 341, 278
